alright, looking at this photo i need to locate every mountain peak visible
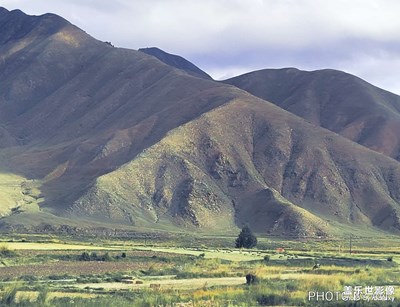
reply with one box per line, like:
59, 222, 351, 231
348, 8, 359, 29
10, 8, 24, 14
224, 67, 400, 159
0, 8, 78, 47
0, 7, 9, 18
139, 47, 212, 79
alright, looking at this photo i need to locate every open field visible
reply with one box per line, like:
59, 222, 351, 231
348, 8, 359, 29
127, 246, 265, 261
1, 242, 115, 250
0, 234, 399, 306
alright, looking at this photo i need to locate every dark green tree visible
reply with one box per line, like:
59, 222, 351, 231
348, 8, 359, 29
235, 225, 257, 248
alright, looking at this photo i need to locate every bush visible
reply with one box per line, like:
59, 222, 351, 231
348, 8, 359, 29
235, 225, 257, 249
78, 252, 91, 261
387, 256, 393, 262
20, 275, 38, 282
36, 286, 49, 306
257, 294, 289, 306
0, 283, 19, 305
78, 252, 113, 261
102, 252, 113, 261
121, 252, 127, 258
0, 245, 17, 258
263, 255, 270, 262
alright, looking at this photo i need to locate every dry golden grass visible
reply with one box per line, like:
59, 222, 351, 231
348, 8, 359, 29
192, 286, 245, 300
3, 242, 113, 251
15, 291, 97, 303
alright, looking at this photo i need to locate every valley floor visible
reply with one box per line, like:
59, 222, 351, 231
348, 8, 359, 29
0, 234, 399, 306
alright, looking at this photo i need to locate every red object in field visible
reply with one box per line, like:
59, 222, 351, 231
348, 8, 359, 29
276, 248, 285, 253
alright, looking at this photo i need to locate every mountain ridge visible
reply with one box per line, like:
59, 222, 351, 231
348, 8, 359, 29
1, 7, 400, 237
224, 68, 400, 160
138, 47, 212, 80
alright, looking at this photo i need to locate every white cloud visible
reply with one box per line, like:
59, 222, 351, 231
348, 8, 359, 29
0, 0, 399, 94
335, 50, 400, 94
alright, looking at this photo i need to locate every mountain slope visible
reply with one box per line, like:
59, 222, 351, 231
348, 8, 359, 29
72, 94, 400, 235
138, 47, 212, 80
1, 8, 400, 237
224, 68, 400, 160
0, 8, 234, 216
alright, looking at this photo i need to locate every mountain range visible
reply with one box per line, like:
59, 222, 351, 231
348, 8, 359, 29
1, 7, 400, 237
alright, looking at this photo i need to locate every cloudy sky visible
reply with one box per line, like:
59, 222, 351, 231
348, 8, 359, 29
1, 0, 400, 94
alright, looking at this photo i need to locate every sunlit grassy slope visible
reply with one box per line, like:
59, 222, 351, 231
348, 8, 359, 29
0, 172, 41, 217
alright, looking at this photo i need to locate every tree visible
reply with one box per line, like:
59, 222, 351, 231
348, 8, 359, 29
235, 225, 257, 248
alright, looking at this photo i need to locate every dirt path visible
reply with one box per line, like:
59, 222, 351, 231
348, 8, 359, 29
126, 246, 264, 261
0, 261, 162, 278
75, 277, 245, 290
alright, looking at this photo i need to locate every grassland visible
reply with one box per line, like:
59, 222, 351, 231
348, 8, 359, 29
0, 234, 399, 306
0, 173, 42, 217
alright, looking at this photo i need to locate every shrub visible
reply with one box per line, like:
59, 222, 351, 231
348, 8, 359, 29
0, 283, 19, 305
387, 256, 393, 262
78, 251, 113, 261
102, 252, 113, 262
0, 245, 17, 258
20, 275, 38, 282
121, 252, 127, 258
263, 255, 270, 262
257, 294, 289, 306
78, 252, 91, 261
36, 286, 49, 306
